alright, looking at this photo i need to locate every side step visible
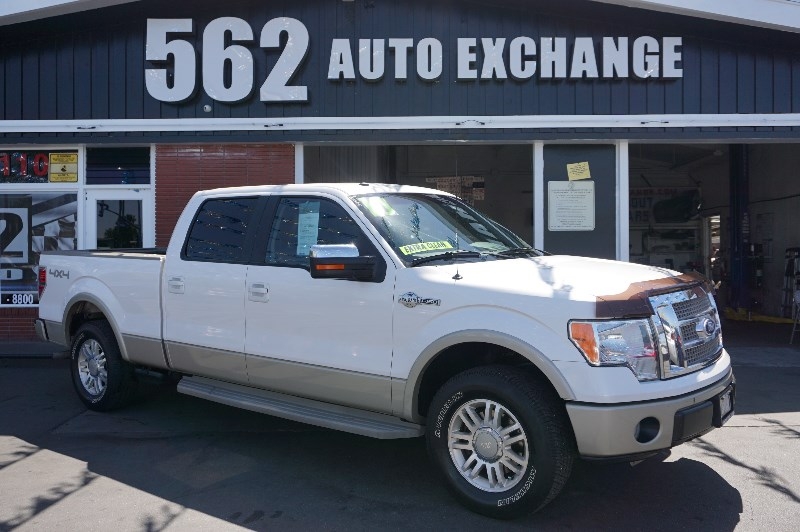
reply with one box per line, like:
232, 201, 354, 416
177, 376, 424, 440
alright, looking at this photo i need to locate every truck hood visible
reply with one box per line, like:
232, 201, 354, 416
436, 254, 709, 318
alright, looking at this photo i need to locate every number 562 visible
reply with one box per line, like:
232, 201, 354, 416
145, 17, 309, 104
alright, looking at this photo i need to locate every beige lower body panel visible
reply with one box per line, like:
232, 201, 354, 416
121, 334, 170, 370
567, 369, 734, 458
165, 341, 249, 386
163, 342, 393, 415
247, 356, 393, 415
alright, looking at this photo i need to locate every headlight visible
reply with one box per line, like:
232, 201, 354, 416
569, 319, 659, 381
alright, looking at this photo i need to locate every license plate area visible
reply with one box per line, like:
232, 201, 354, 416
673, 381, 735, 445
713, 384, 735, 427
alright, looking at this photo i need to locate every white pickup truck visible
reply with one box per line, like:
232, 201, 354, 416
36, 183, 734, 518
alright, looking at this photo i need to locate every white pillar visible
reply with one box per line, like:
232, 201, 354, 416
616, 141, 630, 262
533, 142, 545, 250
294, 143, 304, 184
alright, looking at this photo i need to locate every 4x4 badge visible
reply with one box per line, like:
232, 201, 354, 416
399, 292, 441, 308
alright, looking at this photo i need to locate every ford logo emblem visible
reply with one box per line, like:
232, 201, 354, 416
696, 317, 717, 338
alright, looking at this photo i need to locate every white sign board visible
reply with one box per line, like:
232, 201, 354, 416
548, 181, 595, 231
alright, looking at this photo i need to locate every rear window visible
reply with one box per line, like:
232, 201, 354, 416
183, 197, 258, 263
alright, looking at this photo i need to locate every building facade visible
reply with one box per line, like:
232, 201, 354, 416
2, 0, 800, 339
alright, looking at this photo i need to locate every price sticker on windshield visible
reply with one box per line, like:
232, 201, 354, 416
399, 241, 454, 255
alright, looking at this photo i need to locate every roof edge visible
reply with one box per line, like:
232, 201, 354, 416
588, 0, 800, 34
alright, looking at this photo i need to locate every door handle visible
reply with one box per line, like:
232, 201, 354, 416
249, 282, 269, 302
167, 276, 185, 294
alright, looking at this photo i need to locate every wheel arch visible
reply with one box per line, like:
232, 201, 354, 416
402, 330, 576, 423
63, 293, 128, 361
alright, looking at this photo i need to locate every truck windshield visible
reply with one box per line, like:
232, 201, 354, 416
352, 193, 539, 266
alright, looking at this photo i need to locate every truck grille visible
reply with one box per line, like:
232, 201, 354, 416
650, 287, 723, 379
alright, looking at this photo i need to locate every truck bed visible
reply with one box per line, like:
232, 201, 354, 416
38, 248, 166, 366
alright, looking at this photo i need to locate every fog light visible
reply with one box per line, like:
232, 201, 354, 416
635, 417, 660, 443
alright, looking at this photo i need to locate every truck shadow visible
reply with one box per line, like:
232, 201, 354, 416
0, 360, 745, 531
0, 360, 776, 531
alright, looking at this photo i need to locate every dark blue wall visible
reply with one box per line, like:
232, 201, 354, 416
1, 0, 798, 143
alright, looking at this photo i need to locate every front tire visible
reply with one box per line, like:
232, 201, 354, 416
70, 320, 137, 411
426, 366, 575, 519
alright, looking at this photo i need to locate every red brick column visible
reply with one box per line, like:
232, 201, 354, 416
155, 144, 295, 247
0, 308, 39, 341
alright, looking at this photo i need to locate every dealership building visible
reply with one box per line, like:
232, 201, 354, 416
1, 0, 799, 340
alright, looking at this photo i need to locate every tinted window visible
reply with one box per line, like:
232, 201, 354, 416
184, 197, 258, 262
265, 197, 369, 268
86, 147, 150, 185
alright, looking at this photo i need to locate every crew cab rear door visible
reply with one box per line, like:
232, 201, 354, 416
243, 194, 395, 413
162, 195, 265, 385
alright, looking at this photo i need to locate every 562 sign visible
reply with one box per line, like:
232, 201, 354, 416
146, 17, 309, 104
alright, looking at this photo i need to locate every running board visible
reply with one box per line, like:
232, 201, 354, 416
177, 376, 424, 440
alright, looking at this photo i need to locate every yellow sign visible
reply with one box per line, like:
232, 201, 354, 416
399, 241, 454, 255
566, 161, 591, 181
49, 152, 78, 182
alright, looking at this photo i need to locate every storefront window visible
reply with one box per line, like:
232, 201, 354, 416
86, 147, 151, 185
1, 150, 80, 307
96, 200, 143, 249
0, 192, 78, 306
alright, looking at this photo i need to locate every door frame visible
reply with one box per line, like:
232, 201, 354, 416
84, 188, 155, 249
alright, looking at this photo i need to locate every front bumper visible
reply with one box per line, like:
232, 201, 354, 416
566, 368, 735, 459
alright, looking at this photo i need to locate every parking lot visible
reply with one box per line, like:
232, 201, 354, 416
1, 322, 799, 531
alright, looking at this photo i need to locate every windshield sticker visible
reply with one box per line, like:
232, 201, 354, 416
399, 241, 454, 255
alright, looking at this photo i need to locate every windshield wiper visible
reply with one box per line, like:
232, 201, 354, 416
410, 250, 482, 267
495, 247, 540, 258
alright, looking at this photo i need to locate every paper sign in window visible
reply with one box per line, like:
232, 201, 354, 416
296, 201, 321, 256
566, 162, 591, 181
548, 181, 595, 231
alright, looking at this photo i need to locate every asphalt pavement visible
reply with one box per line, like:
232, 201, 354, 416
0, 319, 798, 531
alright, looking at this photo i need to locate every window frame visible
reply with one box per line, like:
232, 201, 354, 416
180, 195, 267, 264
251, 194, 387, 278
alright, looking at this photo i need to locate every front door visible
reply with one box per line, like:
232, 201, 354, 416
244, 195, 395, 412
84, 189, 154, 249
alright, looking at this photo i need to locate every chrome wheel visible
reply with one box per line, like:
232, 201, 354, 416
77, 338, 108, 397
448, 398, 529, 492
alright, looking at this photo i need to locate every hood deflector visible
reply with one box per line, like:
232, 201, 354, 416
596, 272, 713, 318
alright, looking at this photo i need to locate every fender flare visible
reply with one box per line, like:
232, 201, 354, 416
401, 329, 576, 421
62, 293, 129, 362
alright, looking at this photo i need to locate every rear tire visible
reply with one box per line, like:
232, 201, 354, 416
426, 365, 575, 519
70, 320, 137, 411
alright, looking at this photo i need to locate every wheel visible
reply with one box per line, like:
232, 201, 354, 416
426, 365, 575, 519
70, 320, 137, 411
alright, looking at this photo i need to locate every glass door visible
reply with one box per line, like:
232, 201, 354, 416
84, 189, 154, 249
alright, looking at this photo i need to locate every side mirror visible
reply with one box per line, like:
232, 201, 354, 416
309, 244, 377, 282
